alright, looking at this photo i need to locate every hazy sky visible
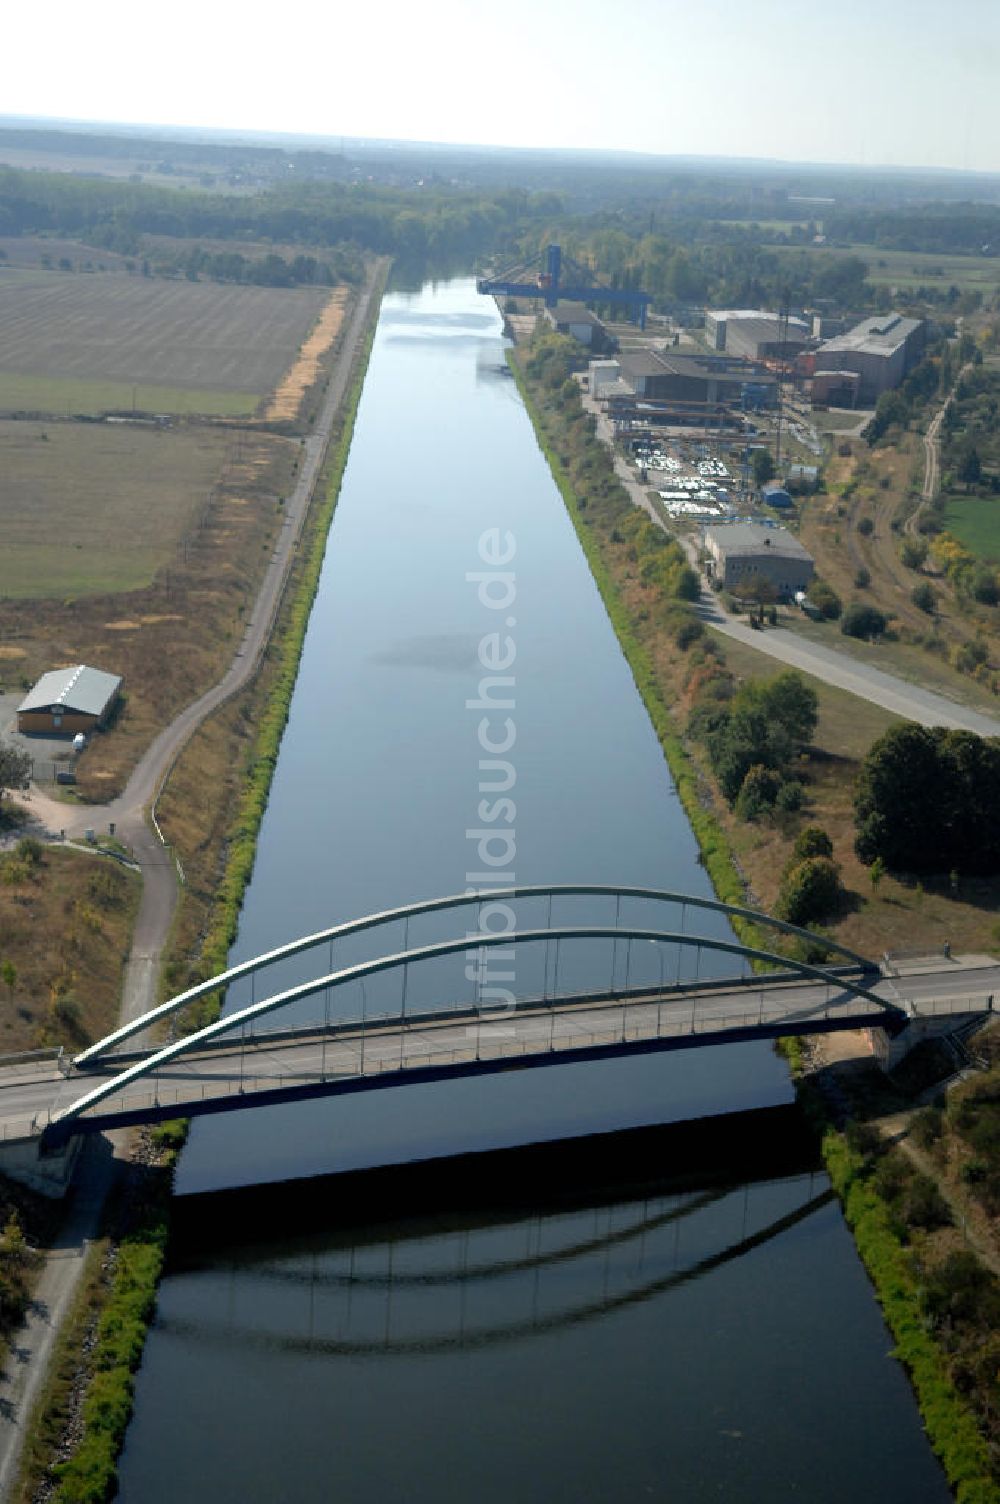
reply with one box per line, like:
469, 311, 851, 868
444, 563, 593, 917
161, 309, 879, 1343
8, 0, 1000, 173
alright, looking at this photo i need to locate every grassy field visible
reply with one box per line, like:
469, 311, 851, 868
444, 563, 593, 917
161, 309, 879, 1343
0, 420, 235, 596
0, 373, 256, 418
774, 242, 1000, 292
943, 494, 1000, 560
0, 270, 331, 413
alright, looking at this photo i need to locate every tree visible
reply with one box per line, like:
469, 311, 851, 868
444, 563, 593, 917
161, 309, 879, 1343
0, 961, 15, 1004
0, 742, 30, 803
751, 449, 775, 489
854, 724, 1000, 875
776, 856, 842, 926
958, 445, 982, 488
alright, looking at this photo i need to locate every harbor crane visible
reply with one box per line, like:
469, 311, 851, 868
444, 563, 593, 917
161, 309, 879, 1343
477, 244, 652, 329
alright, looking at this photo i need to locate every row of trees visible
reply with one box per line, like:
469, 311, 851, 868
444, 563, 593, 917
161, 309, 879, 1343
0, 165, 542, 268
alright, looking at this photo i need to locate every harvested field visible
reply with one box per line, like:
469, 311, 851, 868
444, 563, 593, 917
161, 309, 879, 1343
0, 270, 331, 413
263, 288, 348, 422
0, 420, 234, 597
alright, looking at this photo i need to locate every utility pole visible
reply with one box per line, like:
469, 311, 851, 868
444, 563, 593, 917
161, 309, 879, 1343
773, 295, 790, 481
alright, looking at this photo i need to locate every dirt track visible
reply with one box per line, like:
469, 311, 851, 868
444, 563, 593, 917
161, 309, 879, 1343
0, 259, 385, 1497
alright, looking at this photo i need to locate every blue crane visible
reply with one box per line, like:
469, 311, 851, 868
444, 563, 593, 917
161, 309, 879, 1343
477, 243, 651, 329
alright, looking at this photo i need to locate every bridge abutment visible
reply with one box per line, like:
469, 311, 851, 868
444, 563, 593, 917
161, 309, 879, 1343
868, 1010, 990, 1073
0, 1134, 81, 1199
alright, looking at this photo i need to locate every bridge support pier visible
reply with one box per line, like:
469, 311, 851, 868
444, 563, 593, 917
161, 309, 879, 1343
0, 1134, 81, 1199
868, 1010, 989, 1073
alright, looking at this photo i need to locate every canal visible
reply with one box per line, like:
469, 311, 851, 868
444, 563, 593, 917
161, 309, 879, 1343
115, 279, 948, 1500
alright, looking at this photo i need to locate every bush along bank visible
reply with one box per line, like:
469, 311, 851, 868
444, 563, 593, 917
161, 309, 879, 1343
824, 1129, 997, 1504
510, 332, 1000, 1500
22, 272, 387, 1504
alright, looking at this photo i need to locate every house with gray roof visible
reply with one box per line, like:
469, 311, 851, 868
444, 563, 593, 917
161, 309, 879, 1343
704, 523, 814, 599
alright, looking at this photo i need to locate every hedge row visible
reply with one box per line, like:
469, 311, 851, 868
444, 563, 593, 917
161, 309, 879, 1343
44, 274, 386, 1504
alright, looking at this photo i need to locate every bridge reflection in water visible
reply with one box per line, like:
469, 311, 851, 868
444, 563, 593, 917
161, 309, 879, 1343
157, 1173, 832, 1362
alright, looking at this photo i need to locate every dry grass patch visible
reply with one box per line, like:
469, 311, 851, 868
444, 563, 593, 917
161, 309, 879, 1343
0, 842, 138, 1050
263, 287, 348, 424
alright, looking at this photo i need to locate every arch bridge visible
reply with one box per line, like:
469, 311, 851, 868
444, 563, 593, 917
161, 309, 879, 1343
29, 886, 909, 1149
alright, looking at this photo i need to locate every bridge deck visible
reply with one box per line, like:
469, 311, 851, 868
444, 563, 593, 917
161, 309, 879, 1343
0, 967, 982, 1146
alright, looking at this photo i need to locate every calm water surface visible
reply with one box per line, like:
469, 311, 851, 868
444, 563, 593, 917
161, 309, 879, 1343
116, 280, 948, 1501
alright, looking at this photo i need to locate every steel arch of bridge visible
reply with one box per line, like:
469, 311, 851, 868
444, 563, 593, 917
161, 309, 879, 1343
74, 884, 877, 1068
51, 919, 905, 1140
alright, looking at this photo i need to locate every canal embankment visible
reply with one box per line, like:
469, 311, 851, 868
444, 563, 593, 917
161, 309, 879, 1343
509, 332, 1000, 1503
8, 271, 389, 1504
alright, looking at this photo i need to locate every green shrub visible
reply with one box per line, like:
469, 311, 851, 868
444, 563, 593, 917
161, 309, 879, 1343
901, 536, 929, 570
735, 764, 783, 821
902, 1172, 952, 1230
912, 580, 937, 614
776, 855, 842, 925
842, 602, 888, 640
809, 577, 842, 620
674, 616, 703, 650
792, 826, 833, 862
774, 779, 805, 813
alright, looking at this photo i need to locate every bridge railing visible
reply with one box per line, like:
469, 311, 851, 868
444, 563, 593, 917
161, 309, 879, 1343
74, 884, 878, 1068
50, 925, 902, 1139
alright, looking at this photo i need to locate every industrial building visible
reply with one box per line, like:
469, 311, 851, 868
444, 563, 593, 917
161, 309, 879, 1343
703, 523, 814, 599
813, 314, 925, 404
615, 350, 777, 407
705, 309, 811, 362
542, 301, 610, 348
811, 369, 862, 408
17, 665, 122, 735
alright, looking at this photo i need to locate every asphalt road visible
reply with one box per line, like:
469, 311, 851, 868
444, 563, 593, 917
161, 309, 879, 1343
698, 592, 1000, 736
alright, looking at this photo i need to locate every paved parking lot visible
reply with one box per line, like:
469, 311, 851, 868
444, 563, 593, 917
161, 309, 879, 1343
0, 690, 78, 782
